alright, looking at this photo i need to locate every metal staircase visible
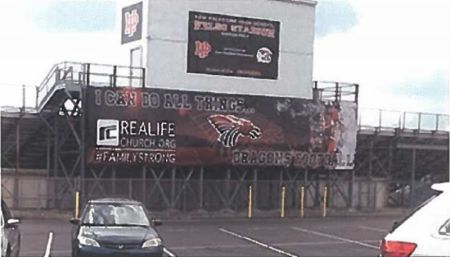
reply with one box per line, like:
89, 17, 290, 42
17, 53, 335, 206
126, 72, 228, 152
1, 62, 145, 170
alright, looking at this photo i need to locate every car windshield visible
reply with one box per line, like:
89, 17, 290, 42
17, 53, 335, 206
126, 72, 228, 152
81, 203, 150, 226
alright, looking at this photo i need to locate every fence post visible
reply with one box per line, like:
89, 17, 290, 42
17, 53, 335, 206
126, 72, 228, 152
281, 186, 286, 218
141, 67, 146, 88
248, 185, 253, 219
75, 191, 80, 218
112, 65, 117, 87
435, 114, 440, 131
378, 109, 382, 128
418, 113, 422, 131
35, 85, 39, 110
22, 85, 27, 111
402, 112, 406, 130
86, 63, 91, 86
323, 187, 328, 217
300, 186, 305, 218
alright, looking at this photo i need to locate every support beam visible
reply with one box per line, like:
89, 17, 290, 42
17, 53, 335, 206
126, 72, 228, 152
349, 169, 355, 208
148, 168, 170, 208
142, 166, 146, 206
397, 143, 448, 151
14, 118, 21, 208
15, 118, 20, 171
171, 168, 176, 208
53, 117, 59, 208
410, 149, 416, 208
80, 87, 86, 205
199, 167, 204, 209
253, 168, 258, 210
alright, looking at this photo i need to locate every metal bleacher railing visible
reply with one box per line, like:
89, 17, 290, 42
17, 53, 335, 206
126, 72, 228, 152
1, 62, 449, 133
358, 108, 450, 133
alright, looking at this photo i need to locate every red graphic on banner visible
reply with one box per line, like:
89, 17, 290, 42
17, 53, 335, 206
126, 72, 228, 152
124, 9, 139, 37
208, 114, 262, 148
194, 41, 212, 59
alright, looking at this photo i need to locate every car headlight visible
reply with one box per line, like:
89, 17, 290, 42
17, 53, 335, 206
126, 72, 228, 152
78, 235, 100, 247
142, 238, 162, 248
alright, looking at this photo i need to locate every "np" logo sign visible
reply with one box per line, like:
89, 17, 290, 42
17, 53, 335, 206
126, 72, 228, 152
124, 9, 139, 38
121, 2, 143, 44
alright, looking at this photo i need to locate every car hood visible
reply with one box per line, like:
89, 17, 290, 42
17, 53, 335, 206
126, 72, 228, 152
80, 226, 159, 244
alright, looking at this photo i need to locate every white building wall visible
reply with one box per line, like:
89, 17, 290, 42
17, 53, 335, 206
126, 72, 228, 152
120, 0, 316, 98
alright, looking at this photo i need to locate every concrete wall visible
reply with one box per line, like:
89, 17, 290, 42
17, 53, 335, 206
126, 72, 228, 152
119, 0, 316, 98
352, 178, 388, 210
1, 171, 389, 211
302, 177, 389, 210
1, 170, 48, 209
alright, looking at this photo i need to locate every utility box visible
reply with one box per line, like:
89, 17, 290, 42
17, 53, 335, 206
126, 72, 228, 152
118, 0, 316, 98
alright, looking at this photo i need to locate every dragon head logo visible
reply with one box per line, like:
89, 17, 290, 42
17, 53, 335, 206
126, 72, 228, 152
194, 41, 212, 59
207, 115, 262, 148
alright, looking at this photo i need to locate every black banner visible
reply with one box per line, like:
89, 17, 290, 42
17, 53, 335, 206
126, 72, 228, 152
121, 2, 143, 44
86, 87, 357, 169
187, 11, 280, 79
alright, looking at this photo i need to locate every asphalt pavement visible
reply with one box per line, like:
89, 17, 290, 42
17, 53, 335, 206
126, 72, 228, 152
18, 215, 402, 257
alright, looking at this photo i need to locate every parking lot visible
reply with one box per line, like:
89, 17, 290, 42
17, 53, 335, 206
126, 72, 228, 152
19, 215, 402, 257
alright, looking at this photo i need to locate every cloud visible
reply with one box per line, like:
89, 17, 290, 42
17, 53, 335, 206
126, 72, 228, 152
315, 0, 357, 38
0, 0, 448, 115
391, 72, 449, 101
313, 0, 450, 113
0, 1, 127, 108
31, 0, 116, 32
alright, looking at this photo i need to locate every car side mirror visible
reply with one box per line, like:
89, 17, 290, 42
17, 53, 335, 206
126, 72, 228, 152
70, 218, 80, 225
5, 218, 20, 228
152, 219, 162, 226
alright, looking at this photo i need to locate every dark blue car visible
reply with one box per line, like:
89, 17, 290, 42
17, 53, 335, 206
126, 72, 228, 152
70, 198, 163, 257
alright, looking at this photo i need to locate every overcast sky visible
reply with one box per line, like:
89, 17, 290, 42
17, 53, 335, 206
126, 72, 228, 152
0, 0, 448, 116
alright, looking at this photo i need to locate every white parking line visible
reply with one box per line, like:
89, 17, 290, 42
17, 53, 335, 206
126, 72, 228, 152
162, 239, 381, 251
275, 239, 380, 247
164, 228, 201, 233
170, 243, 258, 250
163, 247, 177, 257
219, 228, 299, 257
291, 227, 378, 250
43, 232, 54, 257
360, 226, 387, 233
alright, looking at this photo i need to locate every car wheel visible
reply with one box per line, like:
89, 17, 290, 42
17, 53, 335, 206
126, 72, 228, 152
14, 237, 20, 257
71, 246, 77, 257
5, 245, 11, 257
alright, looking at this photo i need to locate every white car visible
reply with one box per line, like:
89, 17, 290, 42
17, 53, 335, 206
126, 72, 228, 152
380, 182, 450, 257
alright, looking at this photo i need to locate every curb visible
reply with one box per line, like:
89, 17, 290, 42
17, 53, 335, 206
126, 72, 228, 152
13, 208, 411, 221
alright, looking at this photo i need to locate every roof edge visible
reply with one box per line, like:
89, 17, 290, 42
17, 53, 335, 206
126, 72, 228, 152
268, 0, 317, 7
